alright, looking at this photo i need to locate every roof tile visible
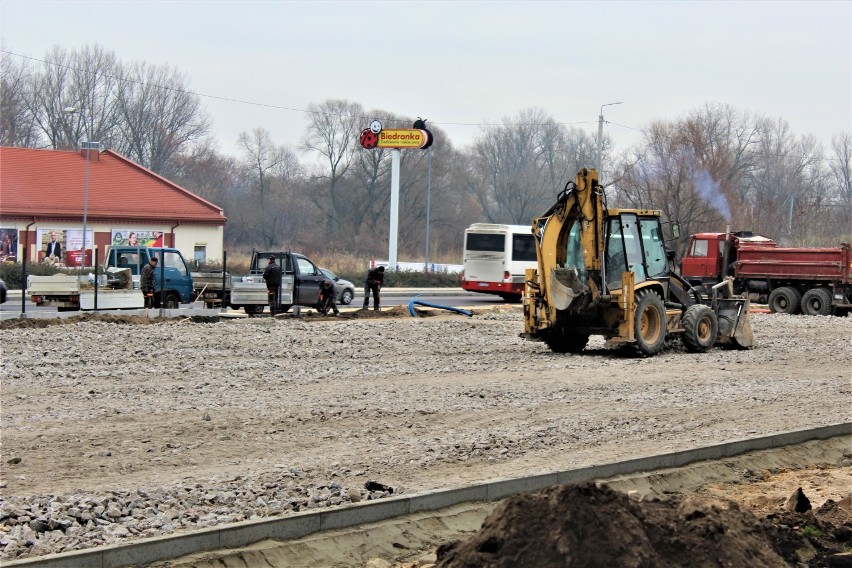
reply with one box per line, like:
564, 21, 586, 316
0, 146, 225, 224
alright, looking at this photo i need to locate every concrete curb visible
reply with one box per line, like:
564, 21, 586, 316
7, 423, 849, 568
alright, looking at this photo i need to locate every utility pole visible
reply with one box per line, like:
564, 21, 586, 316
63, 106, 92, 268
597, 102, 623, 181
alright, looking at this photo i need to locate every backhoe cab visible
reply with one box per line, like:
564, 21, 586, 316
522, 168, 754, 356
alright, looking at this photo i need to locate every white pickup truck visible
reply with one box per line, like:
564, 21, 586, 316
28, 268, 143, 311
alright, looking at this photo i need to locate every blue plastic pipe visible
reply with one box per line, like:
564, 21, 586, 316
407, 294, 473, 317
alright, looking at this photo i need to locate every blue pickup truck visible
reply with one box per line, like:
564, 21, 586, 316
105, 246, 195, 309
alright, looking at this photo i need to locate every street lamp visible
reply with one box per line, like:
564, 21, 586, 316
63, 106, 90, 268
597, 101, 623, 180
424, 146, 432, 271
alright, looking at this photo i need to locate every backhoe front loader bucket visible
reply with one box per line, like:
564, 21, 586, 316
711, 279, 755, 349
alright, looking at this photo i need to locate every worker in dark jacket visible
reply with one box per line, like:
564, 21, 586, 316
317, 278, 339, 316
362, 265, 385, 311
141, 256, 158, 309
263, 256, 281, 314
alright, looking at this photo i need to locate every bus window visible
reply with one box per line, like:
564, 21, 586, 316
511, 234, 536, 262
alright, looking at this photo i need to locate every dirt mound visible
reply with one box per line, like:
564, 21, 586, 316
0, 314, 222, 329
300, 305, 438, 319
435, 483, 851, 568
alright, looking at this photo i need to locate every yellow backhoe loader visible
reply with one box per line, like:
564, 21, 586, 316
522, 168, 754, 356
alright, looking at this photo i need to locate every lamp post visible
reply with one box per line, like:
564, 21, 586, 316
424, 147, 432, 271
596, 101, 623, 180
63, 106, 90, 268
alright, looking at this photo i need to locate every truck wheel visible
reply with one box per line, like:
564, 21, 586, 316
801, 288, 833, 316
164, 293, 180, 310
634, 290, 666, 357
340, 289, 353, 305
245, 305, 264, 315
768, 286, 801, 314
681, 304, 718, 353
543, 329, 589, 353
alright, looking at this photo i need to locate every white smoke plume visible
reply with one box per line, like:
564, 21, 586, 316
694, 170, 731, 221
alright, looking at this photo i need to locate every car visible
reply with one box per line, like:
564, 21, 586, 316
319, 268, 355, 305
0, 277, 6, 303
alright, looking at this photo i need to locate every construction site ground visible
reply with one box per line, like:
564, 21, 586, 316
0, 307, 850, 565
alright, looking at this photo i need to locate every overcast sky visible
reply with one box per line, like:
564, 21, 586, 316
2, 0, 850, 158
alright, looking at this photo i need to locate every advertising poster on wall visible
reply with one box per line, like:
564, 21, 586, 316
0, 228, 19, 262
111, 229, 164, 248
37, 228, 93, 267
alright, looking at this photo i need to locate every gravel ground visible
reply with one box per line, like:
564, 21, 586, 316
0, 308, 850, 561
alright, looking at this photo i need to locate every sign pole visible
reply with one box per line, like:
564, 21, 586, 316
389, 149, 400, 270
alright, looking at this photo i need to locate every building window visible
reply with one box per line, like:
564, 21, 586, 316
194, 245, 206, 264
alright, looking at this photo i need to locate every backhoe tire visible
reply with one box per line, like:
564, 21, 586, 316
682, 304, 718, 353
634, 290, 666, 357
768, 286, 801, 314
543, 330, 590, 354
801, 288, 833, 316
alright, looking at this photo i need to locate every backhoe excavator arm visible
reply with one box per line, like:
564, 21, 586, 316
529, 168, 607, 320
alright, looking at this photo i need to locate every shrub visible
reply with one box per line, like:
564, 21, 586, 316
0, 263, 67, 289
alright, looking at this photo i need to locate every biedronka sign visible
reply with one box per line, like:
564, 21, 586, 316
377, 129, 428, 149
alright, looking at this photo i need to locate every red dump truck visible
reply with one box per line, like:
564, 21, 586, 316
681, 231, 852, 316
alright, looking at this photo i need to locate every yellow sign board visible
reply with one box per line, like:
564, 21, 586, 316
377, 129, 428, 149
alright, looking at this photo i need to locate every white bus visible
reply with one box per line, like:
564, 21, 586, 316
461, 223, 537, 302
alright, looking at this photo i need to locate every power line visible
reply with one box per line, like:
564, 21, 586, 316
2, 48, 849, 166
0, 48, 611, 132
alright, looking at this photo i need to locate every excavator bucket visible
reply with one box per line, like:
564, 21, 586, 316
711, 279, 755, 349
549, 267, 589, 311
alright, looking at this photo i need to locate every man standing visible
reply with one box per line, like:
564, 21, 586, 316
45, 231, 61, 259
141, 256, 158, 309
362, 265, 385, 311
263, 255, 281, 314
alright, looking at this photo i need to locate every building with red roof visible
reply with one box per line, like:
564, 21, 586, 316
0, 146, 225, 267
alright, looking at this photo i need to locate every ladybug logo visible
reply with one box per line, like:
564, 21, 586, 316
360, 128, 378, 149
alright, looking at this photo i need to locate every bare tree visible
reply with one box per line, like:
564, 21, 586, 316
828, 133, 852, 239
171, 138, 238, 205
612, 121, 727, 255
0, 50, 39, 147
23, 45, 121, 150
237, 128, 302, 248
301, 99, 364, 239
464, 108, 595, 225
676, 103, 762, 228
742, 117, 830, 243
114, 60, 209, 176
